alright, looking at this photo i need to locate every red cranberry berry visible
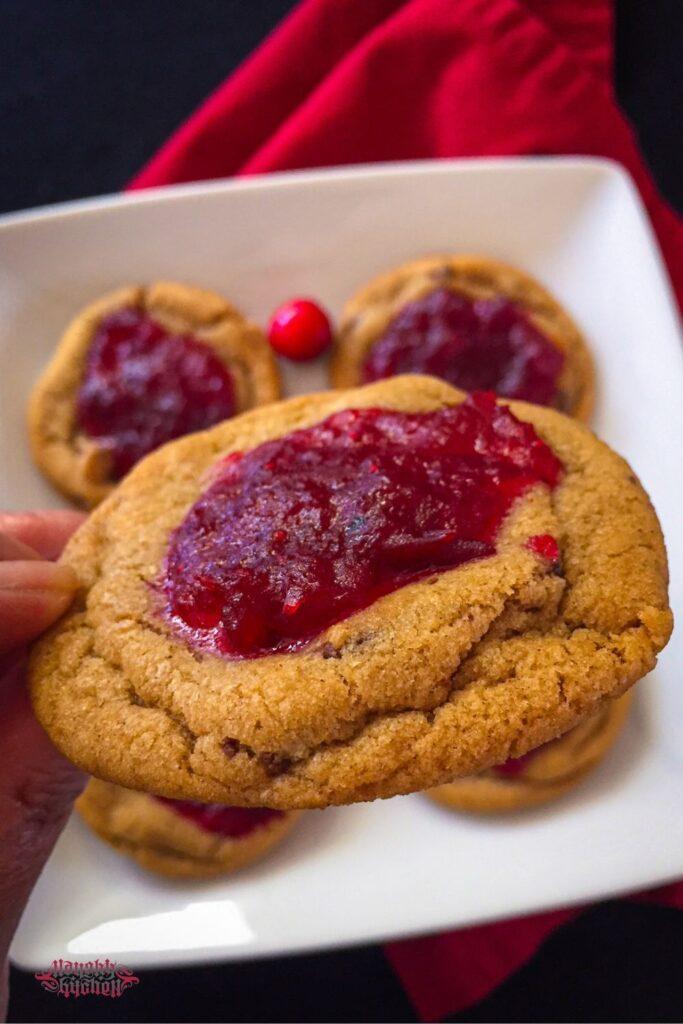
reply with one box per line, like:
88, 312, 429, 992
267, 298, 333, 361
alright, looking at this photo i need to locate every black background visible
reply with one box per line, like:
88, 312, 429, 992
3, 1, 682, 1021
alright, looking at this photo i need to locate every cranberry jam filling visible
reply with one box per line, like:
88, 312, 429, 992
76, 308, 236, 479
526, 533, 560, 565
154, 797, 283, 838
493, 733, 565, 778
161, 392, 562, 659
493, 749, 542, 779
362, 289, 564, 406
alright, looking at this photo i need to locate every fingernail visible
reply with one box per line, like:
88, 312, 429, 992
46, 563, 80, 591
0, 561, 79, 592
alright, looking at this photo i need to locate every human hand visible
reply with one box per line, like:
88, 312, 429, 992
0, 511, 86, 1014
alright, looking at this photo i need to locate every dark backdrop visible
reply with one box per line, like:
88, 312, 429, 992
3, 1, 682, 1021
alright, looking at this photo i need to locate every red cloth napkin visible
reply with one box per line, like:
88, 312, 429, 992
130, 0, 683, 303
129, 0, 683, 1018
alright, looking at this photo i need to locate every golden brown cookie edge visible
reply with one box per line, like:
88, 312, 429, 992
426, 691, 633, 814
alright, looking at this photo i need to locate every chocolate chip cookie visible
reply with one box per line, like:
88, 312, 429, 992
30, 376, 671, 808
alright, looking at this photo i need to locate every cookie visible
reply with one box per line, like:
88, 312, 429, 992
331, 256, 594, 419
427, 692, 632, 814
28, 282, 281, 507
29, 375, 671, 809
77, 778, 300, 879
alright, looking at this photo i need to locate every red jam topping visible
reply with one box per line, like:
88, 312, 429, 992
76, 308, 236, 479
155, 797, 283, 838
362, 289, 564, 406
526, 533, 560, 564
493, 749, 540, 778
493, 735, 562, 778
161, 392, 561, 659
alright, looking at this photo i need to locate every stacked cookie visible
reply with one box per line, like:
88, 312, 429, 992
27, 258, 671, 874
77, 781, 300, 879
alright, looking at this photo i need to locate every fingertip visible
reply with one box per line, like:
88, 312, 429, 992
41, 562, 79, 592
0, 562, 80, 653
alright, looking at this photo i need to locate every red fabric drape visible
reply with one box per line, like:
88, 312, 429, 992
130, 0, 682, 304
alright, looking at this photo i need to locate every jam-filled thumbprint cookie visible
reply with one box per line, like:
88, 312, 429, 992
77, 778, 300, 879
331, 256, 594, 419
28, 282, 280, 507
30, 376, 671, 808
427, 693, 632, 814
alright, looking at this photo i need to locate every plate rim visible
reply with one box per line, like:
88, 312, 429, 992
6, 154, 681, 970
0, 154, 636, 230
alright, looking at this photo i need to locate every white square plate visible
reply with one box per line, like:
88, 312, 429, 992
4, 158, 682, 971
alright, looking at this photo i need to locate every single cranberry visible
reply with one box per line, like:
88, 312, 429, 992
526, 534, 560, 564
154, 797, 283, 838
76, 308, 236, 479
267, 298, 333, 361
362, 289, 564, 406
161, 392, 563, 659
